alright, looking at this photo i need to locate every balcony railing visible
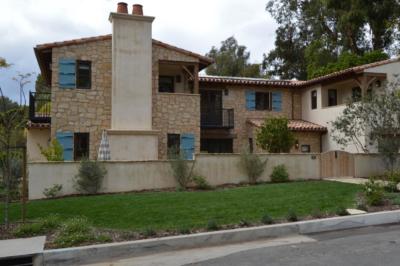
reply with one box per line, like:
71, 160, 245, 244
201, 108, 234, 129
29, 91, 51, 123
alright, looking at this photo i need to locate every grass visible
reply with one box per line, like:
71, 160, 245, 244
1, 181, 361, 231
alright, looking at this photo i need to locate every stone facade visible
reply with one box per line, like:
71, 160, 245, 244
51, 40, 112, 159
291, 131, 321, 153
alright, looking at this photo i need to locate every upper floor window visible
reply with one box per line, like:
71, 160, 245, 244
255, 92, 271, 110
159, 76, 174, 93
328, 89, 337, 107
76, 60, 91, 89
311, 90, 317, 109
352, 87, 362, 102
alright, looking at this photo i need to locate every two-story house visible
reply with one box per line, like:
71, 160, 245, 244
26, 3, 400, 161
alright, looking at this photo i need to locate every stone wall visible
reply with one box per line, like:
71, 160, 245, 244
291, 131, 321, 153
153, 93, 200, 159
51, 40, 112, 159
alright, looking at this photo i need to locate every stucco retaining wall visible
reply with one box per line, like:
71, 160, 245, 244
354, 154, 400, 178
28, 153, 320, 200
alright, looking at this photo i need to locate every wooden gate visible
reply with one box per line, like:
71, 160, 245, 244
320, 151, 355, 178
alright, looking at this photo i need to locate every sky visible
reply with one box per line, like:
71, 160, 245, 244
0, 0, 277, 102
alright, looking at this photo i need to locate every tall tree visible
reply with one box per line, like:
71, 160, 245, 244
0, 57, 10, 69
206, 36, 265, 78
264, 0, 400, 80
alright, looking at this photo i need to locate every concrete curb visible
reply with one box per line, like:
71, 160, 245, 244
42, 210, 400, 266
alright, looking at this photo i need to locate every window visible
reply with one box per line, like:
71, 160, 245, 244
255, 92, 271, 110
311, 90, 317, 109
167, 133, 180, 156
301, 144, 311, 153
76, 60, 91, 89
74, 133, 89, 160
249, 138, 253, 153
159, 76, 174, 93
200, 139, 233, 153
352, 87, 362, 102
328, 89, 337, 107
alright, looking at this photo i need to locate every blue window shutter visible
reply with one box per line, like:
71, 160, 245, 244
56, 131, 74, 161
272, 92, 282, 112
180, 133, 195, 160
59, 58, 76, 88
245, 91, 256, 110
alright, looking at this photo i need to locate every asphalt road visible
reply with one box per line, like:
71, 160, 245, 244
188, 224, 400, 266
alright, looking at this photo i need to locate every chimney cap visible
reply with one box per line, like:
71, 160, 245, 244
117, 2, 128, 14
132, 4, 143, 16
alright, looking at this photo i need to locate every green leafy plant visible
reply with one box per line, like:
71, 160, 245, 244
239, 148, 267, 184
207, 219, 219, 231
168, 147, 196, 190
13, 214, 62, 237
38, 139, 64, 161
355, 193, 368, 211
311, 208, 324, 219
43, 184, 63, 198
286, 209, 298, 222
239, 219, 251, 227
385, 171, 400, 192
192, 175, 212, 190
256, 117, 295, 153
74, 159, 107, 194
178, 226, 191, 235
142, 227, 156, 237
270, 164, 289, 183
261, 213, 274, 225
363, 177, 385, 206
335, 206, 350, 216
53, 216, 96, 248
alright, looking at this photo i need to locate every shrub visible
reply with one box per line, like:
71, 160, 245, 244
286, 209, 298, 222
363, 177, 385, 206
53, 216, 93, 248
207, 219, 219, 231
192, 175, 212, 190
13, 214, 61, 237
261, 214, 274, 225
385, 171, 400, 192
256, 117, 295, 153
335, 206, 349, 216
74, 159, 107, 194
43, 184, 63, 198
270, 164, 289, 183
239, 148, 267, 184
239, 219, 251, 227
355, 193, 368, 211
38, 139, 64, 161
168, 148, 195, 190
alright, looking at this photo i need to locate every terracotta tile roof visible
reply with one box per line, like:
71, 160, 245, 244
199, 75, 299, 87
35, 34, 213, 64
247, 119, 327, 132
26, 121, 51, 129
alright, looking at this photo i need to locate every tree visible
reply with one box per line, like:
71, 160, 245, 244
256, 117, 295, 153
35, 74, 50, 93
206, 36, 265, 78
331, 79, 400, 172
0, 57, 10, 69
264, 0, 400, 79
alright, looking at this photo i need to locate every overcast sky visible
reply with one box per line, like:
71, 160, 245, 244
0, 0, 277, 102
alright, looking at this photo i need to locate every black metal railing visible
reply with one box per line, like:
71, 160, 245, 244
201, 108, 234, 129
29, 91, 51, 123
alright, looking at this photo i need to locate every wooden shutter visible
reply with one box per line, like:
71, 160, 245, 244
59, 58, 76, 88
180, 133, 195, 160
56, 131, 74, 161
272, 92, 282, 112
245, 91, 256, 110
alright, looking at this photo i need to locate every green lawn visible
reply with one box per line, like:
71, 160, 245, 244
1, 181, 361, 231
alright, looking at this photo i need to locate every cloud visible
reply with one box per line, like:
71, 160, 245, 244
0, 0, 277, 101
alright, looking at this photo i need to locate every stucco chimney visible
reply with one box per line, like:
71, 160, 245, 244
117, 2, 128, 14
132, 4, 143, 16
109, 6, 155, 131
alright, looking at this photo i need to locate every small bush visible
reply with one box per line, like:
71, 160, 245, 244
168, 148, 195, 190
38, 139, 64, 161
261, 214, 274, 225
363, 177, 385, 206
311, 208, 323, 219
43, 184, 63, 198
385, 171, 400, 192
239, 219, 251, 227
74, 159, 107, 194
53, 216, 93, 248
286, 209, 298, 222
335, 206, 349, 216
207, 219, 219, 231
142, 228, 156, 237
13, 214, 62, 237
54, 232, 94, 248
239, 148, 267, 184
270, 164, 289, 183
355, 193, 368, 211
192, 175, 212, 190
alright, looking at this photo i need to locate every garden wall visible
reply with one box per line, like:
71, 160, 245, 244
28, 153, 320, 200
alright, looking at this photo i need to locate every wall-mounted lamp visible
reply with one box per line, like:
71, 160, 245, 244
295, 140, 299, 149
